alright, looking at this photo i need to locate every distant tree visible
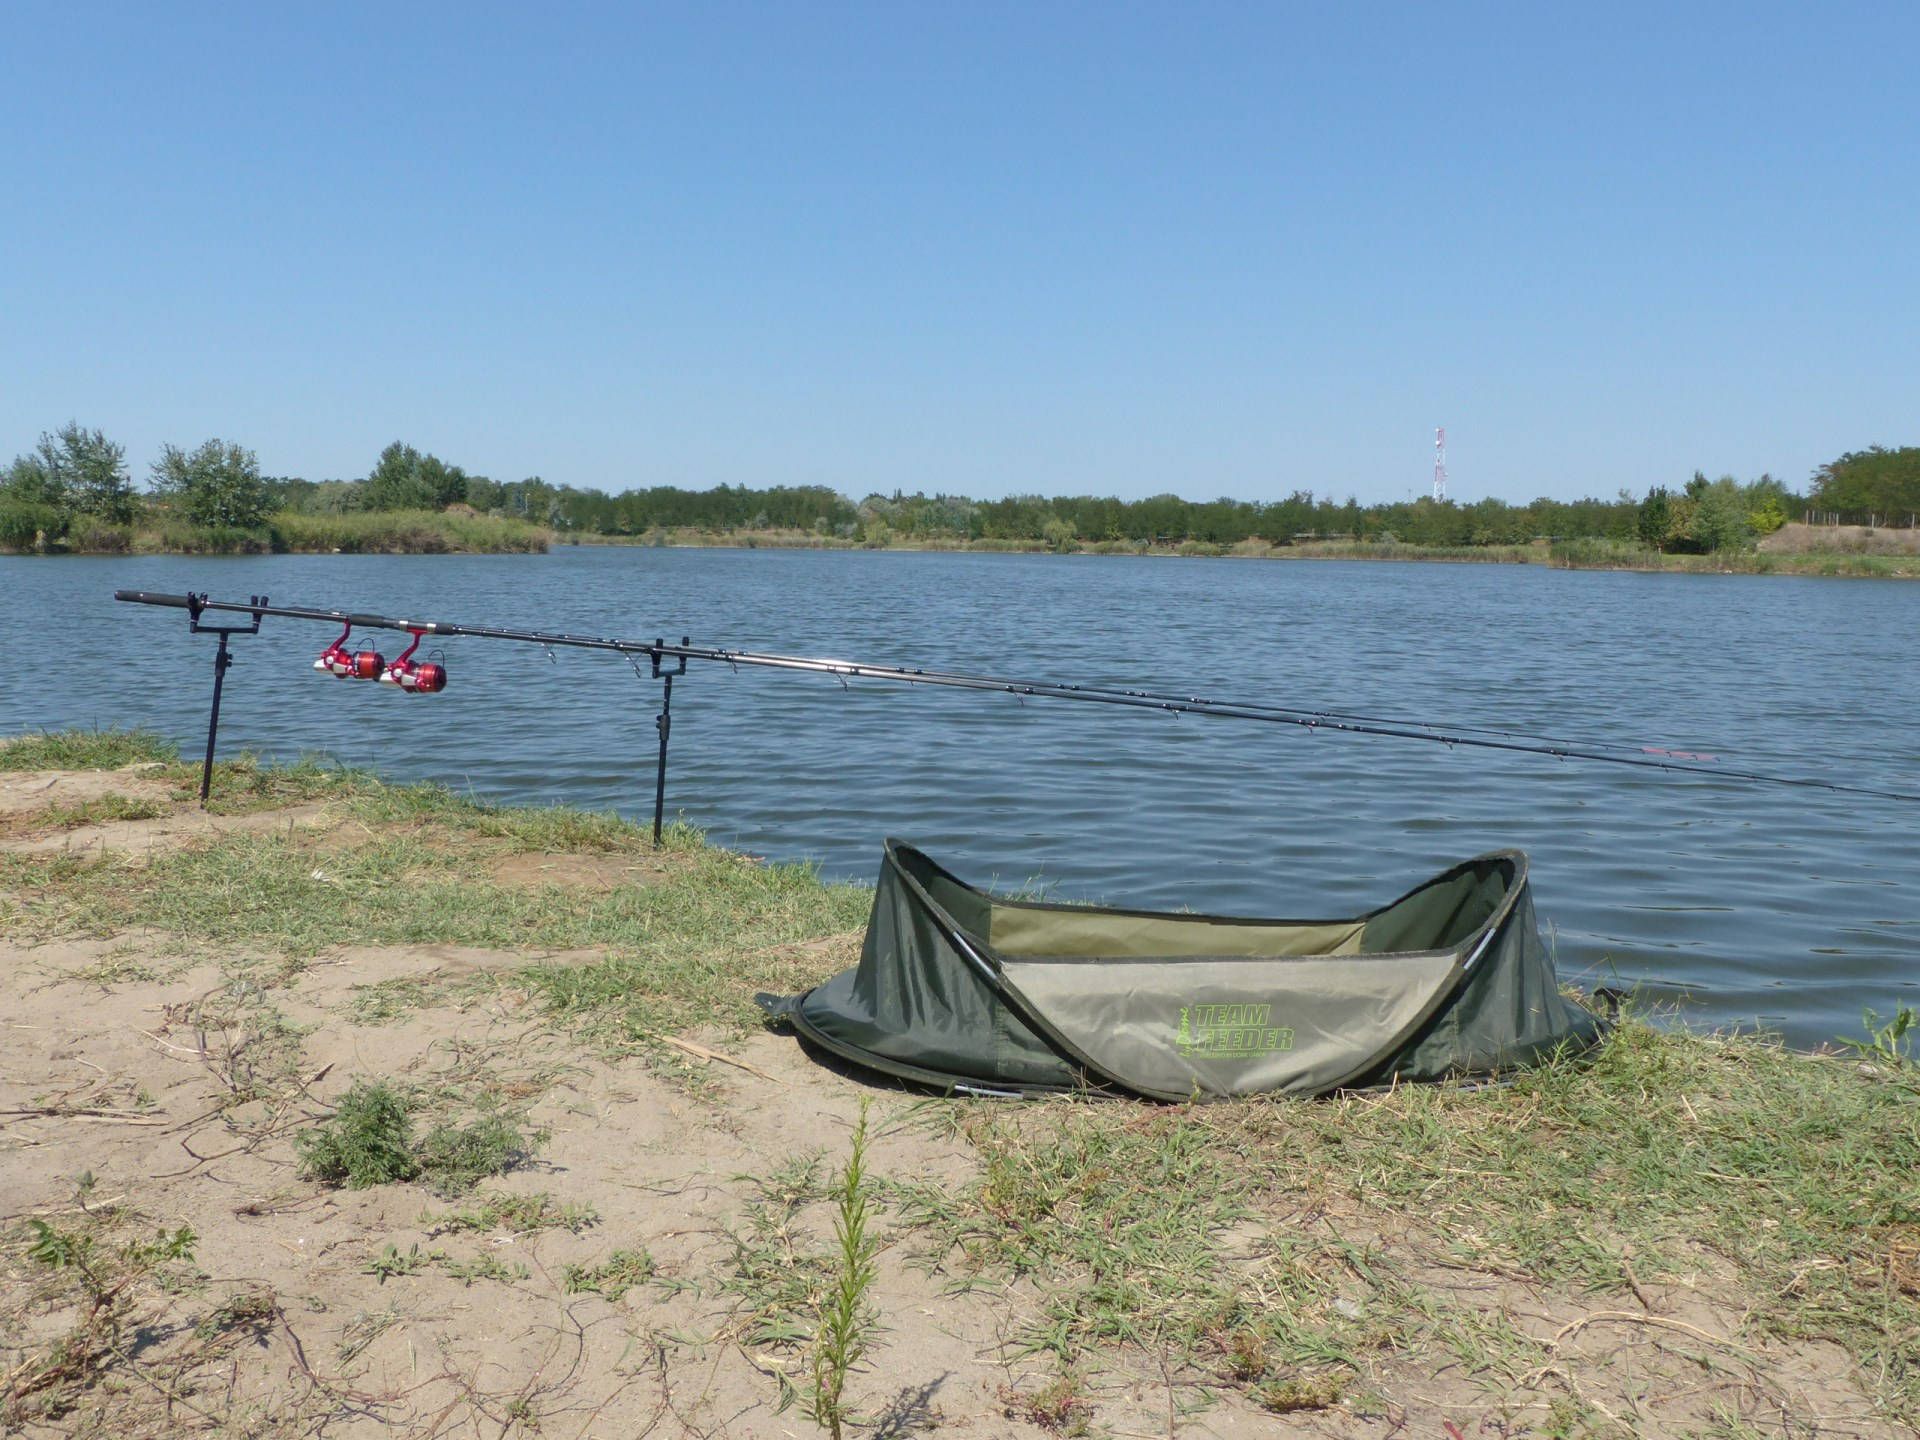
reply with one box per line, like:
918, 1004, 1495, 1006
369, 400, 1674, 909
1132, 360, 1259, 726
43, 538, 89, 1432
151, 439, 275, 528
2, 452, 65, 510
1637, 486, 1672, 550
1808, 446, 1920, 518
36, 423, 135, 523
1748, 495, 1789, 535
363, 442, 436, 510
1692, 477, 1754, 553
465, 474, 503, 512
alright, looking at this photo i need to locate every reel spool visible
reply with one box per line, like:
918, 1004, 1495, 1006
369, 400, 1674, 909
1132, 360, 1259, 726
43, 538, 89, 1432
314, 624, 385, 680
379, 631, 448, 694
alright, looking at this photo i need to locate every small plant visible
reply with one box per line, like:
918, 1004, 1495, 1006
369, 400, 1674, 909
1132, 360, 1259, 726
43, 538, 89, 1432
193, 1289, 278, 1343
563, 1249, 656, 1300
1256, 1372, 1345, 1413
296, 1080, 420, 1188
811, 1099, 880, 1440
1222, 1325, 1268, 1381
8, 1216, 200, 1416
1002, 1367, 1093, 1436
362, 1243, 527, 1287
422, 1190, 597, 1237
435, 1252, 529, 1287
1838, 1004, 1916, 1069
415, 1109, 546, 1197
364, 1244, 427, 1282
337, 1305, 403, 1365
39, 794, 171, 828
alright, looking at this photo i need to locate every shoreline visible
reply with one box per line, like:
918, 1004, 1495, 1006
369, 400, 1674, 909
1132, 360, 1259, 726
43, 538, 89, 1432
9, 520, 1919, 576
570, 529, 1920, 577
2, 729, 1915, 1435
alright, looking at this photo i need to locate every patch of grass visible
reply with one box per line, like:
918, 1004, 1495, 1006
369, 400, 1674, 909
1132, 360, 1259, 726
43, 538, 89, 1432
67, 952, 161, 986
296, 1080, 419, 1188
35, 794, 171, 828
1548, 536, 1920, 578
1255, 1371, 1345, 1413
1838, 1003, 1917, 1069
422, 1190, 598, 1237
723, 1154, 834, 1350
296, 1081, 542, 1197
363, 1242, 528, 1288
10, 812, 867, 1038
0, 728, 178, 771
562, 1249, 656, 1300
192, 1290, 277, 1345
434, 1252, 530, 1287
899, 1023, 1920, 1420
180, 980, 311, 1107
336, 1304, 403, 1365
344, 976, 437, 1024
164, 751, 366, 815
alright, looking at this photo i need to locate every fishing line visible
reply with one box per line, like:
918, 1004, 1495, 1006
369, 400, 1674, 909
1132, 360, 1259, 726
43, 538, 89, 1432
114, 589, 1920, 807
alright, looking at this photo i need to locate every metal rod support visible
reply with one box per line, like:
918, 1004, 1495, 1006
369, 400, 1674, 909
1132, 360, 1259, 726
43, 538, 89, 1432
200, 632, 232, 805
652, 671, 673, 846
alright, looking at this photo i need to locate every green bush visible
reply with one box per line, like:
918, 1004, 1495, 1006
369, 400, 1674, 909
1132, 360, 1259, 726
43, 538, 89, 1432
295, 1080, 420, 1188
271, 509, 551, 554
66, 520, 133, 553
132, 518, 274, 555
415, 1110, 546, 1197
0, 501, 58, 549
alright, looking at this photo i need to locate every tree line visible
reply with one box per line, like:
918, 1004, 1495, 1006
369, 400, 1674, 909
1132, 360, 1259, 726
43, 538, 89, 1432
4, 421, 1916, 554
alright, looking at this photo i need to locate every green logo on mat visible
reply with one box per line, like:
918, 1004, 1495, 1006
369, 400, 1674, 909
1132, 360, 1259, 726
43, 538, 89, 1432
1176, 1003, 1294, 1060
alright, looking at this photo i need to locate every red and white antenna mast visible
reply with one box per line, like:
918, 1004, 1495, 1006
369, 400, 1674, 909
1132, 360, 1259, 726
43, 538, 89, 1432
1432, 426, 1448, 502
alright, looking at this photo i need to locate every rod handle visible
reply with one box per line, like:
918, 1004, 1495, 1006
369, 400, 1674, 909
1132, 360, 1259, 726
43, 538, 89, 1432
115, 590, 194, 608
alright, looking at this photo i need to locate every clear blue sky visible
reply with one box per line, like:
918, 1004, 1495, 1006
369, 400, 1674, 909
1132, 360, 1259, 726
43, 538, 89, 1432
3, 2, 1913, 505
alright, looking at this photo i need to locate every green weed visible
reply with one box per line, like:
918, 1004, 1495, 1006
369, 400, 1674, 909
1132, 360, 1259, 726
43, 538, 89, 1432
1001, 1367, 1094, 1436
296, 1082, 542, 1196
364, 1244, 427, 1282
415, 1108, 545, 1198
1839, 1004, 1917, 1069
812, 1100, 879, 1440
421, 1190, 597, 1237
296, 1081, 419, 1188
562, 1249, 656, 1300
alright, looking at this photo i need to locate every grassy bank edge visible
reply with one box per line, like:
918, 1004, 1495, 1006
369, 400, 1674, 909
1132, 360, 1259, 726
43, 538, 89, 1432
4, 727, 1917, 1430
0, 509, 553, 556
571, 527, 1920, 576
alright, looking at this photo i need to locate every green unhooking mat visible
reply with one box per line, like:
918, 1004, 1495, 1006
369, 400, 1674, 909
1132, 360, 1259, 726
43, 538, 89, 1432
758, 841, 1602, 1099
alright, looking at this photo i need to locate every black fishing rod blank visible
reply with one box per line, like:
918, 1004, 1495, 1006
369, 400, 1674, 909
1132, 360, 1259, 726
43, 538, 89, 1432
113, 589, 1920, 825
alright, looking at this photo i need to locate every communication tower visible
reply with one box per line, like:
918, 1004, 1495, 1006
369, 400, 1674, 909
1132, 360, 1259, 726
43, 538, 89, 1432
1432, 427, 1448, 502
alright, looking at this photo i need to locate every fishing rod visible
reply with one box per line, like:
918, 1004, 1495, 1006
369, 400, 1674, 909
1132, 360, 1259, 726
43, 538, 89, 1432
114, 589, 1920, 829
106, 591, 1690, 754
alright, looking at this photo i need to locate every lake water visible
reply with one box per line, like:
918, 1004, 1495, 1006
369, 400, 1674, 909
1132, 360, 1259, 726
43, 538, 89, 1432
3, 545, 1916, 1047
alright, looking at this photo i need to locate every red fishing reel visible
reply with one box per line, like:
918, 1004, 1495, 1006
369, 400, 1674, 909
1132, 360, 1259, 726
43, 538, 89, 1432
378, 631, 449, 694
314, 624, 385, 680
